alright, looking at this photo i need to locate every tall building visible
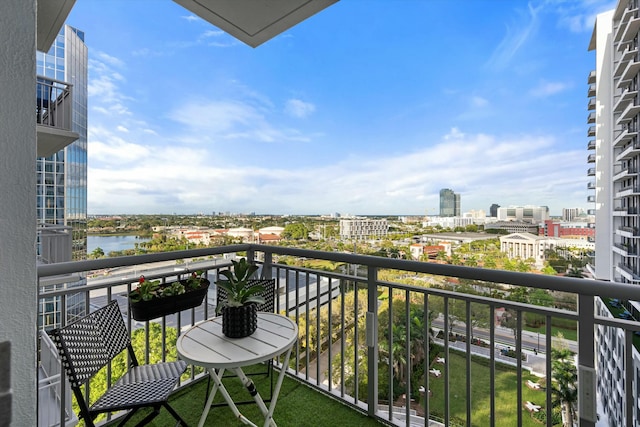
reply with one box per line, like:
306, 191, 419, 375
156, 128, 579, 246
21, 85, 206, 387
339, 218, 388, 240
562, 207, 584, 222
36, 25, 88, 329
489, 203, 500, 217
439, 188, 460, 217
589, 4, 640, 425
496, 205, 549, 224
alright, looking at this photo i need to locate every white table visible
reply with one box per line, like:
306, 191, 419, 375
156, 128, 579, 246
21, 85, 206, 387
177, 312, 298, 427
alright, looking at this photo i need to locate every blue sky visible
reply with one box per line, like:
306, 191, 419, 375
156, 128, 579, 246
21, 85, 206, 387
66, 0, 615, 216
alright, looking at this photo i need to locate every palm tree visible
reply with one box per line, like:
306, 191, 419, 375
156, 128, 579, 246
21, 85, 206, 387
551, 348, 577, 426
565, 266, 584, 278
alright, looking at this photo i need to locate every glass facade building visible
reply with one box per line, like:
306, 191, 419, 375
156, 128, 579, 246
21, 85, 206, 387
439, 188, 460, 217
36, 25, 88, 329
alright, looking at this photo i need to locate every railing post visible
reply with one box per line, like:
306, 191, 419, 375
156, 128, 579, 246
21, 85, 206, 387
578, 294, 596, 427
366, 266, 378, 417
262, 250, 273, 279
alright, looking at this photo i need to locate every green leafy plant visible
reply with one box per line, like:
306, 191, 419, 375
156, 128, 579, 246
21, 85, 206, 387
129, 276, 161, 302
161, 281, 185, 297
216, 258, 265, 311
185, 270, 206, 290
129, 271, 207, 302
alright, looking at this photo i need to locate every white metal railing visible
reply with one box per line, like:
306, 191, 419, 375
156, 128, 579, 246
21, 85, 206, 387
36, 244, 640, 426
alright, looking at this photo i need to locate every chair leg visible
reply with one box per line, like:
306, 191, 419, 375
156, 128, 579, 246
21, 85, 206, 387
131, 407, 161, 427
163, 401, 189, 426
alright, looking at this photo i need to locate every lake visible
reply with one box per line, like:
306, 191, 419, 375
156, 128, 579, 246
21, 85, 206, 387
87, 235, 151, 255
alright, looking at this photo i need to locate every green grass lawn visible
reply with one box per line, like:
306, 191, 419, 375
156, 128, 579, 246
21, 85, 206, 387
105, 365, 386, 426
426, 351, 553, 426
523, 324, 577, 342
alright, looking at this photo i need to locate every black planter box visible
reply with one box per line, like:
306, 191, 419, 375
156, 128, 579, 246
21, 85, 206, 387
129, 279, 210, 321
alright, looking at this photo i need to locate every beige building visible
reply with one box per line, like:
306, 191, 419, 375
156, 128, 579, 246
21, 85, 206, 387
499, 233, 556, 268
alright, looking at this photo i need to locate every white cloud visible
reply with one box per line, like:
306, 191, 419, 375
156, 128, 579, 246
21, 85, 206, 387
116, 125, 129, 133
529, 80, 570, 97
285, 99, 316, 118
88, 128, 585, 216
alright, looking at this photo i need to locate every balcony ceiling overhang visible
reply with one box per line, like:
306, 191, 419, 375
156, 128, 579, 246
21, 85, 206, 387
172, 0, 339, 48
37, 125, 79, 157
37, 0, 76, 52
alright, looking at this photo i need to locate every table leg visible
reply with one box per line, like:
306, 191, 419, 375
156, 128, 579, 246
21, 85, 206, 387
233, 345, 293, 427
198, 368, 225, 427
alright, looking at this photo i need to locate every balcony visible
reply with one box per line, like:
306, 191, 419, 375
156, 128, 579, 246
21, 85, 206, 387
588, 84, 596, 98
614, 128, 638, 148
588, 139, 596, 150
587, 195, 595, 203
616, 139, 640, 161
614, 87, 638, 113
588, 111, 596, 124
588, 167, 596, 176
613, 165, 638, 181
613, 242, 638, 256
588, 181, 596, 189
588, 153, 596, 163
618, 96, 640, 123
36, 75, 79, 158
616, 185, 640, 197
588, 70, 596, 84
588, 125, 596, 137
614, 13, 640, 45
617, 226, 640, 238
34, 244, 640, 426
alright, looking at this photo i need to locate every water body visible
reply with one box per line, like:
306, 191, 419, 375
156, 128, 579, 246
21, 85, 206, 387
87, 235, 151, 255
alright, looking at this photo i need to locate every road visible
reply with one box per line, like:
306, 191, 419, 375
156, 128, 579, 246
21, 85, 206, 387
432, 316, 578, 354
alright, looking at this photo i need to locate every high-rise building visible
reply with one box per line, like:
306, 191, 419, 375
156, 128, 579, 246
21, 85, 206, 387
36, 25, 88, 329
496, 205, 549, 224
439, 188, 460, 217
339, 218, 388, 240
489, 203, 500, 217
562, 207, 583, 222
589, 4, 640, 425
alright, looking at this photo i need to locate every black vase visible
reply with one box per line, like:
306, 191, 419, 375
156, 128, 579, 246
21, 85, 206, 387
222, 303, 258, 338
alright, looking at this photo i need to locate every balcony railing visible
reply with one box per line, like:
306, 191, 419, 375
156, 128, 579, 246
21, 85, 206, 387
36, 244, 640, 427
36, 76, 73, 130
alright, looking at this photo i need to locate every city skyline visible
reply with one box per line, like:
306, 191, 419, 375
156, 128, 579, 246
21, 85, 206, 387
65, 0, 614, 216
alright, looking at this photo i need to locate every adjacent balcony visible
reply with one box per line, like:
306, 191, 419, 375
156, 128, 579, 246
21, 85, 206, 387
588, 139, 596, 150
587, 195, 595, 203
36, 75, 79, 158
588, 84, 596, 98
588, 167, 596, 177
613, 87, 638, 113
614, 12, 640, 45
614, 128, 638, 148
588, 181, 596, 189
588, 70, 596, 84
588, 153, 596, 163
588, 111, 596, 124
616, 139, 640, 161
617, 96, 640, 123
588, 126, 596, 137
613, 242, 638, 256
35, 244, 640, 427
613, 165, 638, 181
616, 185, 640, 197
617, 226, 640, 238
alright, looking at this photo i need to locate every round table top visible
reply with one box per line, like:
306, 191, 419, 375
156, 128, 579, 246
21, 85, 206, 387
176, 312, 298, 369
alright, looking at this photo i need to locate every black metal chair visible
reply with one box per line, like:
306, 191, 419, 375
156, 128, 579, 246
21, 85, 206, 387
206, 278, 276, 407
49, 300, 188, 427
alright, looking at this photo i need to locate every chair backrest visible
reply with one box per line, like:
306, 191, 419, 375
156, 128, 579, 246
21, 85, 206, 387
217, 279, 275, 313
50, 301, 130, 388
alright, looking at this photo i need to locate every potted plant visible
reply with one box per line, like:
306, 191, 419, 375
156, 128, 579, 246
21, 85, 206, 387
216, 257, 266, 338
128, 271, 210, 321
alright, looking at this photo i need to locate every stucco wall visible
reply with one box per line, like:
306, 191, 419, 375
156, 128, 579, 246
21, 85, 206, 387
0, 1, 37, 426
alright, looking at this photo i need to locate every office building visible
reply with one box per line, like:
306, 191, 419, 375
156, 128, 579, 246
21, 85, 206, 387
496, 205, 549, 224
339, 218, 388, 240
589, 3, 640, 425
439, 188, 460, 217
489, 203, 500, 217
36, 25, 88, 329
562, 207, 584, 222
